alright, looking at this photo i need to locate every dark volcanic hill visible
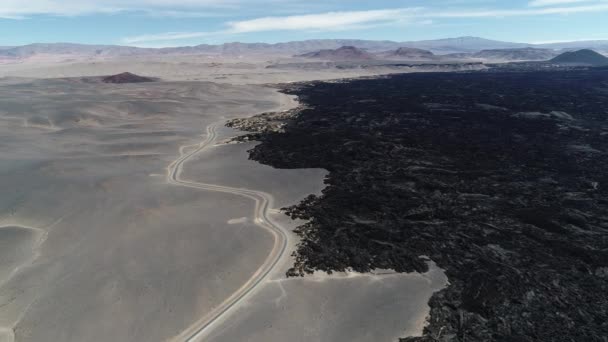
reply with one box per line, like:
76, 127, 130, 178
102, 72, 155, 84
382, 47, 435, 60
473, 47, 558, 61
297, 46, 376, 61
551, 49, 608, 66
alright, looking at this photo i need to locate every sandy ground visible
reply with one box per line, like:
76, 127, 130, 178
0, 61, 448, 342
182, 126, 448, 342
0, 77, 289, 342
182, 125, 329, 209
207, 264, 447, 342
187, 150, 449, 342
0, 55, 459, 84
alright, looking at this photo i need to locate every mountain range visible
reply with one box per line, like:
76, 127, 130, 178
447, 47, 560, 61
1, 37, 607, 60
295, 45, 608, 66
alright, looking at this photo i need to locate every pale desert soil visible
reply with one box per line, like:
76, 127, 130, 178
0, 62, 447, 342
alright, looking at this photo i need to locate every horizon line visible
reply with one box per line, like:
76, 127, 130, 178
2, 36, 608, 49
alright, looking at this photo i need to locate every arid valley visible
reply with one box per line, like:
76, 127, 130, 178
0, 53, 455, 342
1, 26, 608, 342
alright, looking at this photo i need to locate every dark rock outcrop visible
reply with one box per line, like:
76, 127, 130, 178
102, 72, 155, 84
551, 49, 608, 66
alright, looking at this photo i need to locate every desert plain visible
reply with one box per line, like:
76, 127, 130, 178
0, 58, 448, 342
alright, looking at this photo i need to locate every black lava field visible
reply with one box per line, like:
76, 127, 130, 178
240, 68, 608, 341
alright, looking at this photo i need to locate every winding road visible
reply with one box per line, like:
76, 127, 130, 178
166, 122, 290, 342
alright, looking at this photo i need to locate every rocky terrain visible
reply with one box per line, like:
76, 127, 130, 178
227, 107, 302, 135
266, 60, 486, 73
230, 68, 608, 341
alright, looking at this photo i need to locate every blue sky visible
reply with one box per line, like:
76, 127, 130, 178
1, 0, 607, 47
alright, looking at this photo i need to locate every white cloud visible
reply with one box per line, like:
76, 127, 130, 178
226, 8, 420, 33
123, 31, 219, 44
0, 0, 255, 18
116, 3, 608, 44
122, 8, 421, 44
433, 3, 608, 17
528, 0, 592, 7
4, 0, 608, 20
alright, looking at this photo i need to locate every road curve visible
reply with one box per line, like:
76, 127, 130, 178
166, 123, 289, 342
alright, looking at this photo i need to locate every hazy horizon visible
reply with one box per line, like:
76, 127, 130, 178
3, 36, 608, 51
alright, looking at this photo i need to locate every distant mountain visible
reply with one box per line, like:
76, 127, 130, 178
405, 36, 529, 54
102, 72, 155, 83
0, 43, 150, 58
0, 41, 400, 59
2, 37, 608, 60
472, 48, 559, 61
551, 49, 608, 66
266, 40, 403, 53
0, 37, 524, 59
298, 46, 376, 61
537, 40, 608, 52
381, 47, 435, 60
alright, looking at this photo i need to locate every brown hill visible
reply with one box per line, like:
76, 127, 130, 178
102, 72, 155, 84
383, 47, 435, 59
297, 46, 376, 61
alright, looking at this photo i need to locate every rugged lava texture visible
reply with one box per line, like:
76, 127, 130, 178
227, 107, 302, 135
232, 69, 608, 341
